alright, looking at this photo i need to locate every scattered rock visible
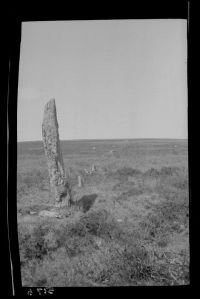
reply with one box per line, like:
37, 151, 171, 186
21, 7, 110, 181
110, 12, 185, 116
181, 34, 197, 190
29, 211, 37, 215
38, 210, 61, 218
117, 219, 123, 222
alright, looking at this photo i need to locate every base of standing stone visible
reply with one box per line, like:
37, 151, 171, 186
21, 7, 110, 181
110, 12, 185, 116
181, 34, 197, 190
54, 201, 68, 208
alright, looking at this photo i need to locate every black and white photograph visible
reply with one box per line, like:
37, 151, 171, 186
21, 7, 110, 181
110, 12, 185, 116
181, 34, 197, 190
16, 17, 189, 288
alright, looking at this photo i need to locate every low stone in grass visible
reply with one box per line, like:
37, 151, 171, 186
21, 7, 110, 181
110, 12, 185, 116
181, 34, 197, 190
38, 210, 61, 218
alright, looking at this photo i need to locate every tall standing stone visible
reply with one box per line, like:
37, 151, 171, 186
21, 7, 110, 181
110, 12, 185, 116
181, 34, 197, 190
42, 98, 71, 205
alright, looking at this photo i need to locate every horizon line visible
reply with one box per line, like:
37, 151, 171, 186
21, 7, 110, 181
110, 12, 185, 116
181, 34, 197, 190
17, 137, 188, 143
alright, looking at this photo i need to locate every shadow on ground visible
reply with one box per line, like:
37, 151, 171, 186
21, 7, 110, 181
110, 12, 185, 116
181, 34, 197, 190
76, 193, 98, 213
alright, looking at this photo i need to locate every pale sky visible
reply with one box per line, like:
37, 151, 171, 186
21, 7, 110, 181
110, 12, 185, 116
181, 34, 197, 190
17, 19, 187, 141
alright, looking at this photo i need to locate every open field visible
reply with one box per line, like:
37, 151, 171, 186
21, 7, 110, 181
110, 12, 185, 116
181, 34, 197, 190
17, 139, 189, 286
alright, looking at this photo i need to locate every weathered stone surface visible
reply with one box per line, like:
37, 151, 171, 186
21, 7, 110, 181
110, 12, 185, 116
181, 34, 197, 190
78, 175, 83, 188
42, 98, 71, 204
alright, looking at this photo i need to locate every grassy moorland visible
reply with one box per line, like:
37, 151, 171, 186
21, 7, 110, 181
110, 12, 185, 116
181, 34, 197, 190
17, 139, 189, 286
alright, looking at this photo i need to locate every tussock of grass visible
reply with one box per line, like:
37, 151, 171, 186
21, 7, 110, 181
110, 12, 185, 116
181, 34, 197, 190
139, 190, 188, 244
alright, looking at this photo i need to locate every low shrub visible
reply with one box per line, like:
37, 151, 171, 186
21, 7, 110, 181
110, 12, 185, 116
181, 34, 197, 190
139, 188, 188, 244
75, 209, 113, 239
88, 241, 155, 286
144, 168, 160, 178
64, 235, 95, 257
18, 222, 58, 264
116, 167, 142, 177
159, 166, 179, 176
